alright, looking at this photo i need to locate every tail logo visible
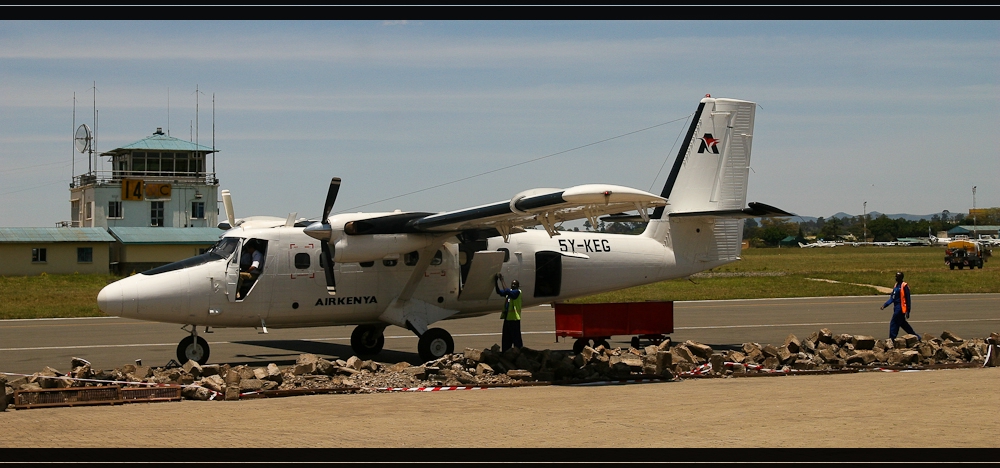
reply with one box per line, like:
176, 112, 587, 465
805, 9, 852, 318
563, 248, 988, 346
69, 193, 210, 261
698, 133, 720, 154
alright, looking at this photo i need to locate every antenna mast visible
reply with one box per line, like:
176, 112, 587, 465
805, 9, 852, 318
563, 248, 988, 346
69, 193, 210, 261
212, 93, 216, 177
72, 92, 75, 179
167, 87, 170, 137
91, 81, 96, 174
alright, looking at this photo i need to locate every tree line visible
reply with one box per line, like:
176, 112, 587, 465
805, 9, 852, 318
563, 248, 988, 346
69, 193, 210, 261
745, 208, 1000, 246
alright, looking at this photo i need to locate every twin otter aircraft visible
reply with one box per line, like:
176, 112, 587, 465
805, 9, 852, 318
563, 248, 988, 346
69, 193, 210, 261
97, 95, 792, 364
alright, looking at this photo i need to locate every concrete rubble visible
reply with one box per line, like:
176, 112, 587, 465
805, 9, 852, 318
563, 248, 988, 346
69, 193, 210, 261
4, 330, 999, 408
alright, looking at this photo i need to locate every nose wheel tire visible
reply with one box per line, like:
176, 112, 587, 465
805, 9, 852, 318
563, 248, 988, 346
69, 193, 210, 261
417, 328, 454, 363
177, 335, 210, 365
351, 325, 386, 356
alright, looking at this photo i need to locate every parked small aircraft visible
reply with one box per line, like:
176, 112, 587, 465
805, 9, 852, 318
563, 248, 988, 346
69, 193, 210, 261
97, 95, 793, 364
799, 240, 839, 248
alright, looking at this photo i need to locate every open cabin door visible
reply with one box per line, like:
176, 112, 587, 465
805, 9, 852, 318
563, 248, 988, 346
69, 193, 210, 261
534, 251, 562, 298
225, 246, 241, 302
458, 250, 506, 301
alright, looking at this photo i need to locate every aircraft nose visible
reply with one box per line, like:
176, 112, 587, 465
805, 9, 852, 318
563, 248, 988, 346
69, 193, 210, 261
97, 281, 121, 316
97, 278, 138, 318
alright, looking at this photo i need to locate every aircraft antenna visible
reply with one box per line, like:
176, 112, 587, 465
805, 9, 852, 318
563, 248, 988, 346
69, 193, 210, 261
648, 112, 693, 193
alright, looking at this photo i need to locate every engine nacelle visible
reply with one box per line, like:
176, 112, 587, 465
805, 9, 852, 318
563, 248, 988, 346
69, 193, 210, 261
331, 233, 439, 263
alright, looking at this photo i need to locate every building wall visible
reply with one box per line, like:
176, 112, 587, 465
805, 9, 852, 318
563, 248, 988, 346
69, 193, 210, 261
73, 184, 218, 229
0, 243, 110, 276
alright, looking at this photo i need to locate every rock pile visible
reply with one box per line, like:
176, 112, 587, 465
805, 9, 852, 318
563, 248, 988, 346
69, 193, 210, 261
3, 330, 998, 408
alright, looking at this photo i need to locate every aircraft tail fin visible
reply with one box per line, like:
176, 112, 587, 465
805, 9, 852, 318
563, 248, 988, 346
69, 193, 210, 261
650, 95, 757, 219
641, 96, 759, 266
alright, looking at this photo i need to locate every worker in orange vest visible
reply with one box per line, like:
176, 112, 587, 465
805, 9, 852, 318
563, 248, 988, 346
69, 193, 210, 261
881, 271, 917, 340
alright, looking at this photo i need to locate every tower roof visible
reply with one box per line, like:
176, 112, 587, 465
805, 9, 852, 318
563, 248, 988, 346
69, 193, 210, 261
100, 128, 216, 156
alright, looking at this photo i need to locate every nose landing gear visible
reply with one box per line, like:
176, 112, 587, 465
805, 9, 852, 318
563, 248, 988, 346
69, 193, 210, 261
177, 325, 210, 365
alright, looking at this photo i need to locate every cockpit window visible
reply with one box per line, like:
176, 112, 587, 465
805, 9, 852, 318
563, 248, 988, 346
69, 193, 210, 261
207, 237, 240, 259
142, 236, 236, 275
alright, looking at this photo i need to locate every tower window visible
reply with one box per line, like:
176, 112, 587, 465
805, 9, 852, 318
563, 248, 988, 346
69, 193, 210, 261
151, 201, 164, 227
192, 201, 205, 219
108, 201, 123, 219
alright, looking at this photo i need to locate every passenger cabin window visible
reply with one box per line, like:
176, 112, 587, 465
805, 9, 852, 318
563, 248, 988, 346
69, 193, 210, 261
360, 261, 374, 268
430, 250, 443, 266
294, 253, 310, 269
382, 259, 397, 267
404, 251, 419, 266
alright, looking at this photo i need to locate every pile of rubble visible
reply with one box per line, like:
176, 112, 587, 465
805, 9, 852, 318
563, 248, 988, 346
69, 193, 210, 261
3, 329, 998, 408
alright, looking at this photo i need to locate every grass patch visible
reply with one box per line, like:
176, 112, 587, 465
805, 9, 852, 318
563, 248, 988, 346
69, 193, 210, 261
0, 274, 118, 320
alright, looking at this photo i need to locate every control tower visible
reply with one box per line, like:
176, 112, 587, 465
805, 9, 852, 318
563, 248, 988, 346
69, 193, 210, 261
69, 127, 219, 229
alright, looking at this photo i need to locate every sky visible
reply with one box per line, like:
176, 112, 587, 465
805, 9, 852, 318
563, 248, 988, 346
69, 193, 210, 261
1, 20, 997, 228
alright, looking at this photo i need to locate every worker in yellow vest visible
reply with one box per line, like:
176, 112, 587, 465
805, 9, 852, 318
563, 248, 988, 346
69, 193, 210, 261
495, 274, 523, 351
881, 271, 917, 340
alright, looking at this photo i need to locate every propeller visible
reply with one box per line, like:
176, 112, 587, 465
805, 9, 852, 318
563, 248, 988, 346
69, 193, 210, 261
219, 189, 240, 229
304, 178, 341, 295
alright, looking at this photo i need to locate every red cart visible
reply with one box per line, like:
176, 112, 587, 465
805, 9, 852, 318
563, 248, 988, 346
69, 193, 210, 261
554, 301, 674, 354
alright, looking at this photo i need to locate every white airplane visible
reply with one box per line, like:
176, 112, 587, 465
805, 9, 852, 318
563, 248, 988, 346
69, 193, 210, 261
97, 95, 793, 364
799, 240, 838, 248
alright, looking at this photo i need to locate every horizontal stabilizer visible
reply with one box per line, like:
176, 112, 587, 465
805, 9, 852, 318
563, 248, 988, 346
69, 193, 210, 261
606, 202, 793, 223
668, 202, 795, 219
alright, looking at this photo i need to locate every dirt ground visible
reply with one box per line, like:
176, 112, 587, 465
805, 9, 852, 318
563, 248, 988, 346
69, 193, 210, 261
2, 367, 998, 450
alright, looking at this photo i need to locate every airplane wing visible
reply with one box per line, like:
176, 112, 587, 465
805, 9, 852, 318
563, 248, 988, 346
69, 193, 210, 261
343, 184, 667, 239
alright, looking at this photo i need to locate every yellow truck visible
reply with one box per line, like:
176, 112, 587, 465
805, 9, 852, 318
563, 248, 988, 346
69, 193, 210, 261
945, 240, 990, 269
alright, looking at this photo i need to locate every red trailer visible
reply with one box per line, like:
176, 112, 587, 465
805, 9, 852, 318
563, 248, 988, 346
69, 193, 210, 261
554, 301, 674, 354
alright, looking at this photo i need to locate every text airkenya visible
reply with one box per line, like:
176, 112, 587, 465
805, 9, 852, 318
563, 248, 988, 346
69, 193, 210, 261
315, 296, 378, 306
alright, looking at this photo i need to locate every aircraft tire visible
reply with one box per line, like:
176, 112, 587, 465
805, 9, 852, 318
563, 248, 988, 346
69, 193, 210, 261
350, 325, 386, 356
418, 328, 454, 363
177, 335, 210, 365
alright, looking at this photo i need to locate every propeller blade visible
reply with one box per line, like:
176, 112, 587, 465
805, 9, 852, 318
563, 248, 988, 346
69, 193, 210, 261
222, 190, 236, 227
321, 242, 336, 295
322, 177, 342, 223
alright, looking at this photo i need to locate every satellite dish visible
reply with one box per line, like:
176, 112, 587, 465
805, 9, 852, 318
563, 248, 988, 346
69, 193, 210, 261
74, 124, 92, 153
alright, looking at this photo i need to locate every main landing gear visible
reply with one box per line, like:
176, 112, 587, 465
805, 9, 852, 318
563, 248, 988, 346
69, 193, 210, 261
177, 325, 210, 365
350, 324, 454, 362
350, 324, 387, 356
417, 328, 454, 363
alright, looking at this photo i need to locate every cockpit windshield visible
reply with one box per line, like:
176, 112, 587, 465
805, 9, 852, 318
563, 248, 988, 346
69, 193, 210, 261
141, 237, 240, 276
206, 237, 240, 259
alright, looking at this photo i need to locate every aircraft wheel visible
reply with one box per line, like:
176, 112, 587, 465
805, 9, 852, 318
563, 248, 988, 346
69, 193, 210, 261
572, 338, 590, 354
177, 335, 210, 365
350, 325, 385, 356
418, 328, 454, 363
